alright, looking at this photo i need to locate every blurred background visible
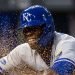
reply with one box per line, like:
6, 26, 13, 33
0, 0, 75, 54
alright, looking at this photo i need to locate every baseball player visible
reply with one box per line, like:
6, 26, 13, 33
0, 5, 75, 75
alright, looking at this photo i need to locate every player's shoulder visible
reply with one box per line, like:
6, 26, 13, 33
54, 31, 75, 57
13, 43, 32, 56
18, 43, 29, 47
55, 31, 75, 43
14, 43, 30, 50
55, 31, 75, 50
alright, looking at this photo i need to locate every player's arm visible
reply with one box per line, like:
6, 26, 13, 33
51, 40, 75, 75
51, 58, 75, 75
0, 44, 22, 73
0, 43, 34, 74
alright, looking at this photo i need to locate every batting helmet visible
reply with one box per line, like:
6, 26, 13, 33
19, 5, 55, 47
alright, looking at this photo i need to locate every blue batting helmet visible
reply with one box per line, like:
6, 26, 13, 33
19, 5, 55, 47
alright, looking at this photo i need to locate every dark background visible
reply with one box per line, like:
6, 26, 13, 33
0, 0, 75, 51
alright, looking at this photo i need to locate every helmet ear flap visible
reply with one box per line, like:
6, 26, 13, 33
40, 23, 46, 29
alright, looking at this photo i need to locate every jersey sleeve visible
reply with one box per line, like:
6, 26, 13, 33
0, 44, 22, 73
51, 40, 75, 75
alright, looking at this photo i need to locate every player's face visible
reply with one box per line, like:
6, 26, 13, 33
23, 26, 43, 48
